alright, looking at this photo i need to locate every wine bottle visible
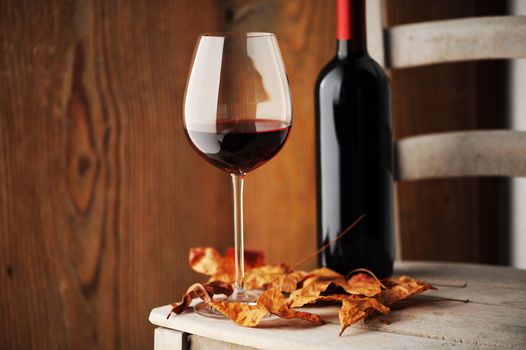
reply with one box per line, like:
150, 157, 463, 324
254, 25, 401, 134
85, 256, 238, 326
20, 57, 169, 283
315, 0, 393, 278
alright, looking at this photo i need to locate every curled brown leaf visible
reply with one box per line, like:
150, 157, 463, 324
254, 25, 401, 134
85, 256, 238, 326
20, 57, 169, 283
244, 265, 290, 290
167, 281, 233, 318
347, 268, 387, 289
309, 267, 344, 280
207, 280, 235, 297
281, 271, 312, 293
339, 273, 382, 297
208, 264, 292, 291
378, 275, 435, 305
287, 274, 381, 308
258, 288, 323, 325
189, 247, 224, 275
288, 279, 333, 308
175, 246, 436, 336
225, 248, 265, 269
339, 298, 389, 336
211, 301, 268, 327
190, 247, 266, 277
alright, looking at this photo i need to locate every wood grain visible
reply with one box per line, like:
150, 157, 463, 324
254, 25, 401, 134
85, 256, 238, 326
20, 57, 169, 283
1, 0, 230, 349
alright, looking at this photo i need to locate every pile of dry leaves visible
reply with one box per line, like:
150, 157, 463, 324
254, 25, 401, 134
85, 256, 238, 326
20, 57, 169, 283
168, 247, 434, 335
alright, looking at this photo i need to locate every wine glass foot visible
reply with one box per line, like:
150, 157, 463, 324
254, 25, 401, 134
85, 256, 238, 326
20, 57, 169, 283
229, 289, 258, 304
194, 300, 227, 318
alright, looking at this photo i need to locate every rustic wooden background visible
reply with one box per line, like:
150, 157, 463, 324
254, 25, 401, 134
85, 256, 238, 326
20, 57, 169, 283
0, 0, 507, 349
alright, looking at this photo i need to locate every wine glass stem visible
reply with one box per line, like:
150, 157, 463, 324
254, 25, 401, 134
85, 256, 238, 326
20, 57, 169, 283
231, 174, 246, 297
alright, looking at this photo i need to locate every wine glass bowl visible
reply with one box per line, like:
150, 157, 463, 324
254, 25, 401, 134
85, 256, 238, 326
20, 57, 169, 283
184, 32, 292, 175
183, 32, 292, 312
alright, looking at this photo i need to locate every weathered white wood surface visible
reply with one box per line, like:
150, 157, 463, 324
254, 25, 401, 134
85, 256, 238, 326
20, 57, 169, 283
149, 262, 526, 349
154, 327, 187, 350
189, 333, 258, 350
153, 324, 497, 350
395, 130, 526, 180
387, 16, 526, 68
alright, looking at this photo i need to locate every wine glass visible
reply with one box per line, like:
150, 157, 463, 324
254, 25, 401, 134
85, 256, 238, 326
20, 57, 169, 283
183, 32, 292, 313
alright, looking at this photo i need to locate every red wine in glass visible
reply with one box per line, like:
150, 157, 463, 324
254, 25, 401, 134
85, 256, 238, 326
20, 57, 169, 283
184, 119, 291, 175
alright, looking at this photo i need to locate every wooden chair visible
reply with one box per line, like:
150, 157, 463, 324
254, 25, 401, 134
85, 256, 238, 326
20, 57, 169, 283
384, 15, 526, 179
365, 2, 526, 258
366, 5, 526, 179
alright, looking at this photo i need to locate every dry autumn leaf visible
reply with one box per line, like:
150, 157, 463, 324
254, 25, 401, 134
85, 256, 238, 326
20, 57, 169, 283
206, 272, 235, 285
189, 247, 265, 276
209, 264, 292, 290
225, 248, 265, 269
362, 276, 435, 323
281, 270, 312, 293
339, 297, 390, 336
258, 288, 323, 325
244, 264, 291, 290
288, 279, 333, 308
342, 273, 383, 297
378, 275, 435, 305
208, 287, 323, 328
287, 273, 381, 308
309, 267, 344, 280
189, 247, 224, 275
170, 246, 436, 336
207, 280, 235, 297
167, 280, 233, 318
211, 300, 268, 327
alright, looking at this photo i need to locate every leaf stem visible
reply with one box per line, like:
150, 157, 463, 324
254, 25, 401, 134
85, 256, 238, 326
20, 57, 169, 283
292, 214, 366, 269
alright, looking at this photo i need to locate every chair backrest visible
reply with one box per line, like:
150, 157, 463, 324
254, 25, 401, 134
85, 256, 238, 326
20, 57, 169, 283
387, 16, 526, 69
366, 6, 526, 180
396, 130, 526, 180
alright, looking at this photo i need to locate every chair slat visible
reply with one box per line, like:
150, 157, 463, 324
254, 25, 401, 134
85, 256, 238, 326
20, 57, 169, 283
395, 130, 526, 180
366, 0, 387, 68
387, 16, 526, 68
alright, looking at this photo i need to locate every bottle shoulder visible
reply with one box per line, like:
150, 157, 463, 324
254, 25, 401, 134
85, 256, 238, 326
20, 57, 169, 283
316, 54, 389, 89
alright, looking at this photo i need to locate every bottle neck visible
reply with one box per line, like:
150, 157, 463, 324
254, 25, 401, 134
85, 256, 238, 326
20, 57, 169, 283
336, 0, 367, 58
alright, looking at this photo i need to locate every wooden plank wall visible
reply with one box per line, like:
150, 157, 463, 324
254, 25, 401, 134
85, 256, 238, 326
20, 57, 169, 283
0, 1, 232, 349
0, 0, 507, 349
